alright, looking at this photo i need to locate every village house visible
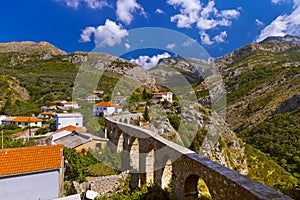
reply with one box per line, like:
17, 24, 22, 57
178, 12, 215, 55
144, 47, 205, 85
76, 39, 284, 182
0, 145, 64, 200
55, 113, 83, 130
93, 102, 122, 117
153, 92, 173, 103
113, 96, 128, 104
86, 94, 101, 103
51, 125, 108, 152
52, 100, 67, 106
40, 111, 55, 118
93, 90, 104, 95
2, 116, 42, 128
62, 101, 79, 109
40, 105, 57, 112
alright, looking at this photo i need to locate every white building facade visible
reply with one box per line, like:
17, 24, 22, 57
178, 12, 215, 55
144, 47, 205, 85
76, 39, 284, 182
55, 113, 83, 130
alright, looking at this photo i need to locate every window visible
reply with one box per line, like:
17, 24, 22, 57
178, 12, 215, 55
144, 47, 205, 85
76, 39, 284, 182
76, 123, 79, 126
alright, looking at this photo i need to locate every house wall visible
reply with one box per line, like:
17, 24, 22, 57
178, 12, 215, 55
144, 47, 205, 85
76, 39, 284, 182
56, 116, 83, 130
0, 170, 61, 200
13, 121, 42, 128
93, 106, 117, 116
63, 104, 79, 109
75, 140, 107, 152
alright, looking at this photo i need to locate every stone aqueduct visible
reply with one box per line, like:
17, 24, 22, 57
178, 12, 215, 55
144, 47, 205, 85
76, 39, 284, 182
105, 116, 291, 200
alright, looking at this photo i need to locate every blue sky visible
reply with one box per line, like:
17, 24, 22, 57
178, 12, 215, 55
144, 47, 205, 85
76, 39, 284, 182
1, 0, 299, 63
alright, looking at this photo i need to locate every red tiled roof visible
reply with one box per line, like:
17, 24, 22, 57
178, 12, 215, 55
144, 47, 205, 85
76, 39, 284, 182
94, 90, 104, 93
11, 132, 24, 138
54, 125, 86, 134
12, 117, 41, 123
94, 102, 122, 108
41, 111, 55, 115
52, 100, 66, 103
0, 145, 64, 176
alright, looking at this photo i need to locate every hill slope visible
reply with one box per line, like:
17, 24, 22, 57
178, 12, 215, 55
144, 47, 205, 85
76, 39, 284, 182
215, 35, 300, 198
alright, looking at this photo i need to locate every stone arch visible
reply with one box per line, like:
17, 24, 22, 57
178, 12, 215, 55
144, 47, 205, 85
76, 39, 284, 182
184, 174, 212, 200
161, 158, 172, 189
119, 118, 123, 123
124, 118, 128, 124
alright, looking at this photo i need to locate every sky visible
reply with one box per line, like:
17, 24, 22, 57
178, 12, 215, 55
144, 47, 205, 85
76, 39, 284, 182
1, 0, 299, 66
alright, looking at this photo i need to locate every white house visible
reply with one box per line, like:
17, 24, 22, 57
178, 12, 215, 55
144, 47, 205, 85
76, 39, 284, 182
153, 92, 173, 103
0, 145, 64, 200
86, 94, 101, 103
62, 102, 79, 109
93, 90, 104, 95
93, 102, 122, 117
2, 116, 42, 128
55, 113, 83, 130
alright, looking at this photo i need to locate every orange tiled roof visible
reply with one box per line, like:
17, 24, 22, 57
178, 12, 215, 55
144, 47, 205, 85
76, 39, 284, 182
52, 100, 66, 103
0, 145, 64, 176
11, 132, 24, 138
94, 102, 122, 108
12, 116, 41, 123
54, 125, 86, 134
94, 90, 104, 93
41, 111, 55, 115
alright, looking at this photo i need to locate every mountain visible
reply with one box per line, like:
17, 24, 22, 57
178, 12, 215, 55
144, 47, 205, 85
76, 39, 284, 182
215, 35, 300, 198
260, 35, 300, 45
0, 41, 66, 55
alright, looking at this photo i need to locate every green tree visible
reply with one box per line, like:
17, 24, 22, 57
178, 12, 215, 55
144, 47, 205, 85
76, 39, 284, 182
143, 106, 150, 121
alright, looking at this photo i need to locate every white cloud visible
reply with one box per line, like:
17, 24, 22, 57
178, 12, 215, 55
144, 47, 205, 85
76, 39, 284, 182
166, 43, 176, 50
200, 31, 228, 45
125, 43, 131, 50
167, 0, 240, 31
257, 0, 300, 42
83, 0, 110, 9
80, 19, 129, 47
255, 19, 264, 26
182, 38, 197, 46
55, 0, 109, 9
130, 52, 171, 69
155, 8, 164, 14
200, 31, 213, 45
213, 31, 227, 43
271, 0, 286, 4
116, 0, 146, 25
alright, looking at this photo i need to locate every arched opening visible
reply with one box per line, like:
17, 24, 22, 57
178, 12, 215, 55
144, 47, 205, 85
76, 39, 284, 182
161, 159, 172, 189
184, 174, 212, 200
119, 118, 123, 123
124, 118, 128, 124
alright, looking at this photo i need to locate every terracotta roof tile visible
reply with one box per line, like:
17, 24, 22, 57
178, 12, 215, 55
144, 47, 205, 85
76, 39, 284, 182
94, 102, 122, 108
11, 132, 24, 138
41, 111, 55, 115
12, 116, 41, 123
0, 145, 64, 176
54, 125, 86, 133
